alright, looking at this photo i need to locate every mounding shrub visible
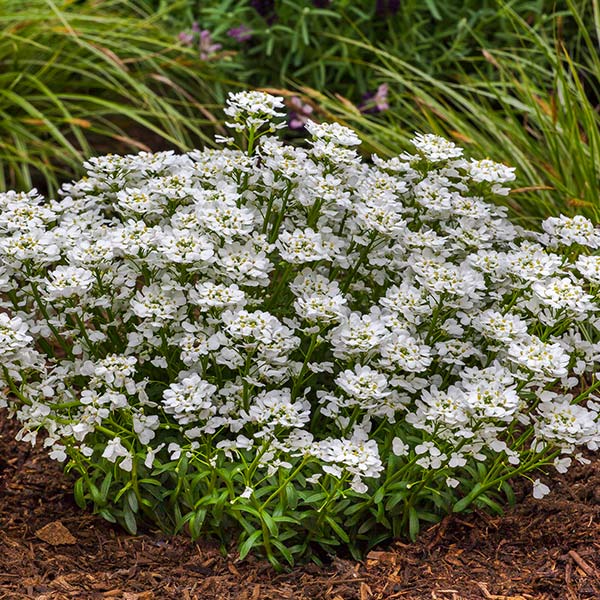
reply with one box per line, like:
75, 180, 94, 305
2, 92, 599, 568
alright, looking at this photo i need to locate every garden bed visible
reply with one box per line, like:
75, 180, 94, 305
1, 410, 599, 600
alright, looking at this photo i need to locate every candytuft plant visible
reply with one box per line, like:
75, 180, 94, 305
2, 92, 600, 568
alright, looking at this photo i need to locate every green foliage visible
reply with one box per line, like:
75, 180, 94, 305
142, 0, 590, 97
66, 436, 537, 568
0, 0, 225, 194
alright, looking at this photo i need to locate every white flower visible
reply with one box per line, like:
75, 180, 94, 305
247, 389, 311, 430
468, 158, 516, 195
217, 240, 273, 287
294, 292, 348, 324
575, 255, 600, 284
304, 120, 361, 146
392, 437, 409, 457
505, 243, 562, 282
277, 228, 333, 264
49, 444, 67, 462
116, 188, 164, 216
162, 373, 218, 426
190, 282, 246, 311
0, 314, 32, 358
4, 93, 600, 549
329, 312, 388, 358
130, 281, 186, 325
85, 354, 137, 388
471, 310, 529, 345
240, 486, 253, 499
102, 437, 130, 464
133, 413, 160, 444
378, 331, 432, 373
43, 266, 95, 300
530, 277, 595, 316
314, 430, 384, 480
534, 398, 599, 448
411, 133, 463, 161
156, 228, 215, 265
532, 479, 551, 499
508, 337, 570, 379
224, 91, 286, 131
336, 364, 390, 401
461, 378, 520, 421
542, 214, 600, 248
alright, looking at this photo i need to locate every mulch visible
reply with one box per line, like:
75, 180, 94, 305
1, 410, 599, 600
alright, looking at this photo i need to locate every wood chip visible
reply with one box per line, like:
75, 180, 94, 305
35, 521, 77, 546
123, 593, 154, 600
568, 550, 599, 579
360, 582, 372, 600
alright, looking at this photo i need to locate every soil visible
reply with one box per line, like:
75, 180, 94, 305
1, 410, 599, 600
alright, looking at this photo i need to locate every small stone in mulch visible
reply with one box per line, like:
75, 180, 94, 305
35, 521, 77, 546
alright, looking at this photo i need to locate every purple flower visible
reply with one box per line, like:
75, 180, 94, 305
227, 25, 253, 43
359, 84, 390, 114
288, 96, 314, 130
178, 24, 222, 60
178, 31, 194, 46
198, 30, 222, 61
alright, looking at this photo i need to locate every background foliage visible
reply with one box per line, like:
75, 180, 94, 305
148, 0, 593, 95
0, 0, 224, 194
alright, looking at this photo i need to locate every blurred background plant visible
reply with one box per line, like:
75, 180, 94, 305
147, 0, 592, 96
0, 0, 229, 194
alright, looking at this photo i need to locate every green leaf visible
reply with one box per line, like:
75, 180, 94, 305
126, 489, 139, 513
262, 511, 279, 537
417, 510, 440, 523
74, 477, 86, 509
235, 504, 262, 520
408, 507, 420, 541
453, 483, 483, 513
189, 509, 206, 539
138, 478, 162, 486
475, 493, 504, 515
386, 491, 409, 510
424, 0, 442, 20
300, 491, 326, 504
238, 530, 262, 560
325, 516, 350, 543
271, 539, 295, 566
272, 515, 300, 525
89, 481, 103, 505
121, 504, 138, 535
100, 472, 113, 503
501, 481, 516, 505
113, 482, 133, 504
373, 486, 385, 505
357, 516, 376, 536
285, 483, 298, 509
98, 508, 117, 524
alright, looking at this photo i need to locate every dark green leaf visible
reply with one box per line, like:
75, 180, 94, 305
238, 530, 262, 560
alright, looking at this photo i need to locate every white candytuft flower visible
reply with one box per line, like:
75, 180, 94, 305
2, 90, 599, 562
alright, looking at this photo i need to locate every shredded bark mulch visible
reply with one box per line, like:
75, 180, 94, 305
1, 411, 599, 600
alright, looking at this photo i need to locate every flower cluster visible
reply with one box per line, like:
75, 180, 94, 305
2, 91, 599, 565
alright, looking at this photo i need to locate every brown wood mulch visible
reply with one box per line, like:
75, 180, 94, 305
1, 410, 599, 600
